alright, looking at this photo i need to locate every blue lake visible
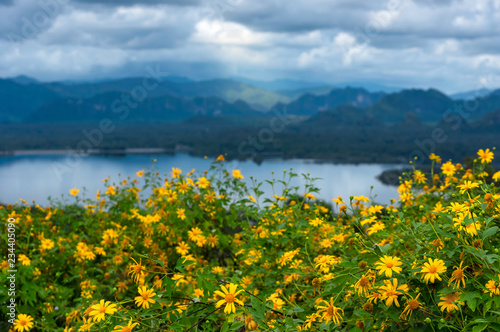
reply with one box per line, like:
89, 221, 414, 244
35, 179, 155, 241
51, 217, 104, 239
0, 153, 400, 206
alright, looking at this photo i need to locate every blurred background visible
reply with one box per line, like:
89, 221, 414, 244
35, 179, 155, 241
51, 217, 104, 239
1, 0, 499, 205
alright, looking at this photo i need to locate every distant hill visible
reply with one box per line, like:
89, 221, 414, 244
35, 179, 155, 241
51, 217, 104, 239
231, 77, 330, 92
11, 75, 39, 85
468, 89, 500, 121
24, 92, 262, 124
472, 107, 500, 127
277, 86, 337, 99
0, 79, 61, 123
276, 87, 385, 116
300, 104, 382, 128
365, 88, 454, 124
3, 74, 500, 127
42, 78, 289, 111
451, 88, 492, 100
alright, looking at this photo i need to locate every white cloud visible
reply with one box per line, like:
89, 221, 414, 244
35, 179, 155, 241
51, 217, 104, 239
0, 0, 499, 93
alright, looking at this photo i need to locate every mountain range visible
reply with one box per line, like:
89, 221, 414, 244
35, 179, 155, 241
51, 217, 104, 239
1, 75, 500, 127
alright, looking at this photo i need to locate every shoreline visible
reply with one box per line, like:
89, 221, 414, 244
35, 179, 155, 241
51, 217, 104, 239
0, 148, 412, 166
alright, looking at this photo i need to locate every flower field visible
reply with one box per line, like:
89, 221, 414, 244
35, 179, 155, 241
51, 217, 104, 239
2, 149, 500, 331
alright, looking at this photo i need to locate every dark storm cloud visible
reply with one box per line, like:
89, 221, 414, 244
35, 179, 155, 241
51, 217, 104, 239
222, 1, 378, 33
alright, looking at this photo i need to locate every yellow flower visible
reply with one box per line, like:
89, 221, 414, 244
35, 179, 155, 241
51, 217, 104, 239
413, 170, 427, 184
354, 270, 375, 296
136, 170, 144, 177
188, 227, 203, 242
484, 276, 500, 297
89, 300, 118, 322
128, 258, 145, 283
13, 314, 34, 332
448, 261, 468, 289
40, 238, 55, 251
400, 293, 421, 320
106, 186, 116, 195
112, 318, 139, 332
493, 171, 500, 182
176, 241, 190, 256
457, 181, 479, 194
196, 176, 210, 189
441, 161, 456, 177
207, 234, 219, 248
69, 188, 79, 196
79, 317, 94, 331
216, 154, 225, 162
374, 255, 402, 278
171, 167, 182, 178
135, 286, 156, 309
316, 297, 344, 324
176, 208, 186, 221
332, 196, 344, 204
429, 153, 442, 163
438, 292, 461, 312
214, 283, 244, 314
478, 148, 494, 164
378, 278, 407, 307
18, 254, 31, 266
232, 170, 244, 179
417, 258, 446, 283
193, 288, 205, 298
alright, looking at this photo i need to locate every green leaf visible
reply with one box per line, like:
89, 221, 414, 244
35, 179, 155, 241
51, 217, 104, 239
249, 295, 266, 327
482, 226, 498, 240
155, 259, 164, 268
472, 323, 489, 332
484, 299, 494, 315
461, 292, 481, 312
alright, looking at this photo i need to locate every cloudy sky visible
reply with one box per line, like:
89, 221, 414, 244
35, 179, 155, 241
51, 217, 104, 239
1, 0, 499, 93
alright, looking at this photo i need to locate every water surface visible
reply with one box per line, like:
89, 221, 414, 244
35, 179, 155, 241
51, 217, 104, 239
0, 154, 400, 206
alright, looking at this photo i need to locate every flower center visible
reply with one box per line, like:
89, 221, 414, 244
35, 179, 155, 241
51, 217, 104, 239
386, 262, 394, 268
408, 299, 420, 310
359, 277, 369, 287
225, 294, 235, 304
327, 306, 334, 316
428, 266, 438, 273
453, 270, 463, 279
99, 307, 107, 314
20, 320, 27, 326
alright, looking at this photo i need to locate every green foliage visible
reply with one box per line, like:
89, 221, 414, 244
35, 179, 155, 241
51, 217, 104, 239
2, 149, 500, 331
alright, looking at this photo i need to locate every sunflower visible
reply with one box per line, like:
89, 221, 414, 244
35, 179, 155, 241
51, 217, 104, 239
354, 270, 375, 296
378, 278, 407, 307
374, 255, 402, 278
13, 314, 34, 332
441, 161, 456, 177
128, 258, 145, 283
232, 169, 244, 179
438, 292, 461, 312
214, 283, 244, 314
417, 258, 446, 283
484, 276, 500, 297
89, 300, 118, 322
448, 261, 468, 289
316, 297, 344, 324
134, 286, 157, 309
477, 148, 494, 164
400, 293, 421, 320
175, 241, 190, 256
112, 318, 139, 332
